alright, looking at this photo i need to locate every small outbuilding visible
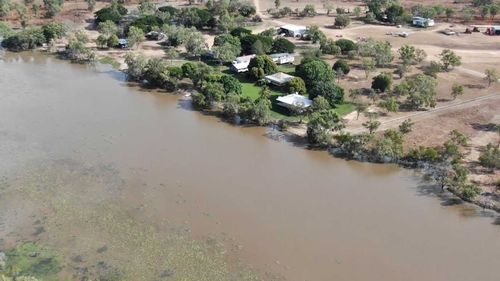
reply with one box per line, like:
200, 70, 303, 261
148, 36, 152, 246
264, 72, 295, 86
269, 53, 295, 65
412, 17, 435, 28
231, 54, 256, 73
276, 94, 312, 110
278, 24, 308, 38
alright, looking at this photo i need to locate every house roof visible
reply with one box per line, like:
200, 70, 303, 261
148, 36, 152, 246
276, 94, 312, 108
264, 72, 295, 84
280, 24, 307, 32
269, 53, 293, 59
234, 54, 256, 63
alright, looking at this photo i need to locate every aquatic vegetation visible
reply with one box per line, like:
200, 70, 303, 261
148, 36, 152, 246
2, 243, 62, 280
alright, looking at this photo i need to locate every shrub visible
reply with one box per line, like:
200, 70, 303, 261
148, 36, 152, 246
459, 184, 482, 200
1, 27, 46, 51
271, 37, 295, 53
94, 3, 128, 24
479, 143, 500, 169
42, 23, 65, 42
332, 59, 350, 75
107, 34, 119, 48
335, 39, 357, 54
335, 14, 351, 28
406, 146, 441, 162
371, 72, 393, 92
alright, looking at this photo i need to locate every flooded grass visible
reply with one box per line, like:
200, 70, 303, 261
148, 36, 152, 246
0, 160, 273, 281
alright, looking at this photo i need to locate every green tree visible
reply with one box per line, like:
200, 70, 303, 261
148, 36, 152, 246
127, 26, 145, 49
0, 0, 12, 18
355, 102, 368, 120
332, 59, 350, 75
445, 7, 455, 21
479, 143, 500, 169
362, 113, 381, 134
311, 96, 331, 111
144, 57, 168, 87
308, 25, 326, 44
489, 4, 499, 20
295, 58, 335, 87
138, 0, 155, 15
251, 94, 272, 125
451, 83, 464, 100
86, 0, 96, 11
98, 20, 119, 37
484, 68, 498, 87
125, 52, 148, 80
320, 39, 341, 55
373, 41, 393, 67
43, 0, 63, 18
287, 77, 307, 95
271, 37, 295, 53
309, 81, 344, 106
107, 34, 119, 48
274, 0, 281, 9
361, 57, 376, 79
96, 34, 108, 48
439, 49, 461, 71
379, 96, 400, 112
398, 45, 427, 65
212, 42, 238, 64
185, 30, 207, 58
371, 72, 393, 92
399, 119, 414, 134
301, 4, 316, 17
307, 109, 344, 146
335, 14, 351, 28
353, 7, 362, 18
248, 55, 278, 80
335, 38, 357, 54
42, 22, 65, 42
395, 74, 438, 109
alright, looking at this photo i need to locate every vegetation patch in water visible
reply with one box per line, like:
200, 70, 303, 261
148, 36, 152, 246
1, 242, 62, 281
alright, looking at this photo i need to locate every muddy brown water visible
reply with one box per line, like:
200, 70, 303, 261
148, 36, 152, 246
0, 52, 499, 281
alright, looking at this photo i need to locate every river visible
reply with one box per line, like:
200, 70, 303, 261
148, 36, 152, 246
0, 52, 499, 281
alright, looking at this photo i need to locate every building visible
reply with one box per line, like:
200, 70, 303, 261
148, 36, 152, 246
278, 24, 308, 38
264, 72, 295, 86
276, 94, 312, 110
412, 17, 435, 28
231, 54, 256, 73
269, 53, 295, 65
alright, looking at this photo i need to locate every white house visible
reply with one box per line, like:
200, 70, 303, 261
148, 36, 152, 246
269, 53, 295, 65
231, 54, 256, 73
278, 24, 308, 38
412, 17, 435, 28
276, 94, 312, 110
264, 72, 295, 86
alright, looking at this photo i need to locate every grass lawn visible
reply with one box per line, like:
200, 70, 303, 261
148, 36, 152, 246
237, 74, 355, 121
98, 56, 120, 69
334, 102, 355, 117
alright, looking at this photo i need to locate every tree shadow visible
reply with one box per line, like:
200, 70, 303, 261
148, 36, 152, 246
471, 122, 499, 132
464, 84, 486, 89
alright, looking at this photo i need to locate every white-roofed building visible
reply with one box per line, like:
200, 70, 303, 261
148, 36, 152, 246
276, 94, 312, 110
231, 54, 257, 73
264, 72, 295, 86
269, 53, 295, 65
278, 24, 308, 37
